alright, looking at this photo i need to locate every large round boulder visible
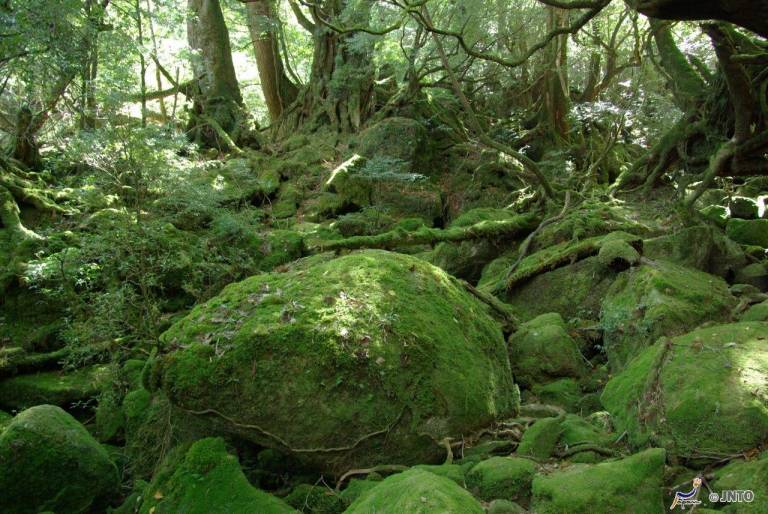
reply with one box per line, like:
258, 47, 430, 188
0, 404, 119, 514
601, 322, 768, 462
155, 250, 519, 472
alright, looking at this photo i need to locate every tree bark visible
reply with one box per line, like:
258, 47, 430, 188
187, 0, 255, 149
245, 0, 298, 121
278, 0, 375, 135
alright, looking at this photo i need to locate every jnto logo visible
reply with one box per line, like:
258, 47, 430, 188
670, 477, 702, 510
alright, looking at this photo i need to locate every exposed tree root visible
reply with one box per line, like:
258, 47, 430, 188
308, 213, 539, 253
335, 464, 410, 492
498, 231, 643, 293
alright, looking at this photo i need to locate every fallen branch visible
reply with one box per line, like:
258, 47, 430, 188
308, 213, 539, 253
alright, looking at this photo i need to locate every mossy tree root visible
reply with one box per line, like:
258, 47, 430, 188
309, 213, 540, 253
498, 231, 643, 293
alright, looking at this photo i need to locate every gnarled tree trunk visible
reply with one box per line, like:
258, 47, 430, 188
187, 0, 255, 149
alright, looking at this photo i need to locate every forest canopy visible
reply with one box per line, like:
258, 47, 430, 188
1, 0, 768, 513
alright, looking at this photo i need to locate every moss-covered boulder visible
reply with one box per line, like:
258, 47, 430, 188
430, 208, 520, 282
156, 250, 519, 472
727, 218, 768, 247
729, 197, 760, 220
531, 448, 666, 513
735, 262, 768, 291
355, 117, 428, 165
465, 456, 537, 502
600, 260, 736, 370
531, 379, 582, 413
740, 299, 768, 321
486, 255, 615, 322
601, 323, 768, 460
508, 313, 586, 387
345, 468, 484, 513
700, 205, 729, 228
516, 415, 564, 459
707, 452, 768, 512
139, 437, 296, 514
0, 365, 110, 410
0, 405, 119, 514
643, 225, 746, 280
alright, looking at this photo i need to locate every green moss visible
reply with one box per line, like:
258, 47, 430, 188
727, 218, 768, 247
516, 415, 564, 459
740, 299, 768, 321
465, 456, 537, 502
597, 239, 640, 270
700, 205, 729, 228
0, 364, 110, 410
345, 468, 484, 514
158, 250, 518, 472
735, 262, 768, 290
339, 479, 380, 504
412, 463, 466, 485
643, 225, 746, 279
355, 117, 428, 165
487, 499, 527, 513
430, 208, 519, 282
272, 183, 301, 219
0, 405, 119, 514
331, 209, 396, 238
531, 448, 666, 513
139, 437, 296, 514
601, 323, 768, 459
509, 313, 586, 387
708, 452, 768, 512
532, 379, 582, 413
600, 260, 735, 370
284, 484, 345, 514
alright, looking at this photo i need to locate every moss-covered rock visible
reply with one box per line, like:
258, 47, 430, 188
700, 205, 729, 228
139, 437, 296, 514
600, 260, 736, 370
0, 405, 119, 514
727, 218, 768, 247
643, 225, 746, 280
729, 197, 760, 220
272, 183, 301, 219
740, 299, 768, 321
331, 209, 397, 237
596, 239, 640, 271
735, 262, 768, 291
708, 452, 768, 512
531, 448, 666, 513
430, 208, 520, 282
339, 478, 380, 505
508, 313, 586, 387
487, 499, 527, 513
284, 484, 345, 514
355, 117, 428, 165
345, 468, 484, 513
465, 456, 537, 502
412, 463, 465, 485
601, 323, 768, 460
516, 415, 564, 459
489, 255, 615, 322
0, 364, 110, 410
532, 379, 582, 413
156, 250, 518, 472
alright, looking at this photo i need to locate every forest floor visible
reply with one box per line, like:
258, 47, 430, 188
1, 121, 768, 513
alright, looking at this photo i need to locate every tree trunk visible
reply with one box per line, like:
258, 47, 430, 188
629, 0, 768, 39
187, 0, 255, 149
649, 19, 706, 112
245, 0, 298, 122
538, 7, 571, 142
278, 0, 375, 135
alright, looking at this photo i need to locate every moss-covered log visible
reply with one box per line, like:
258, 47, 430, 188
309, 213, 539, 253
499, 231, 643, 292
